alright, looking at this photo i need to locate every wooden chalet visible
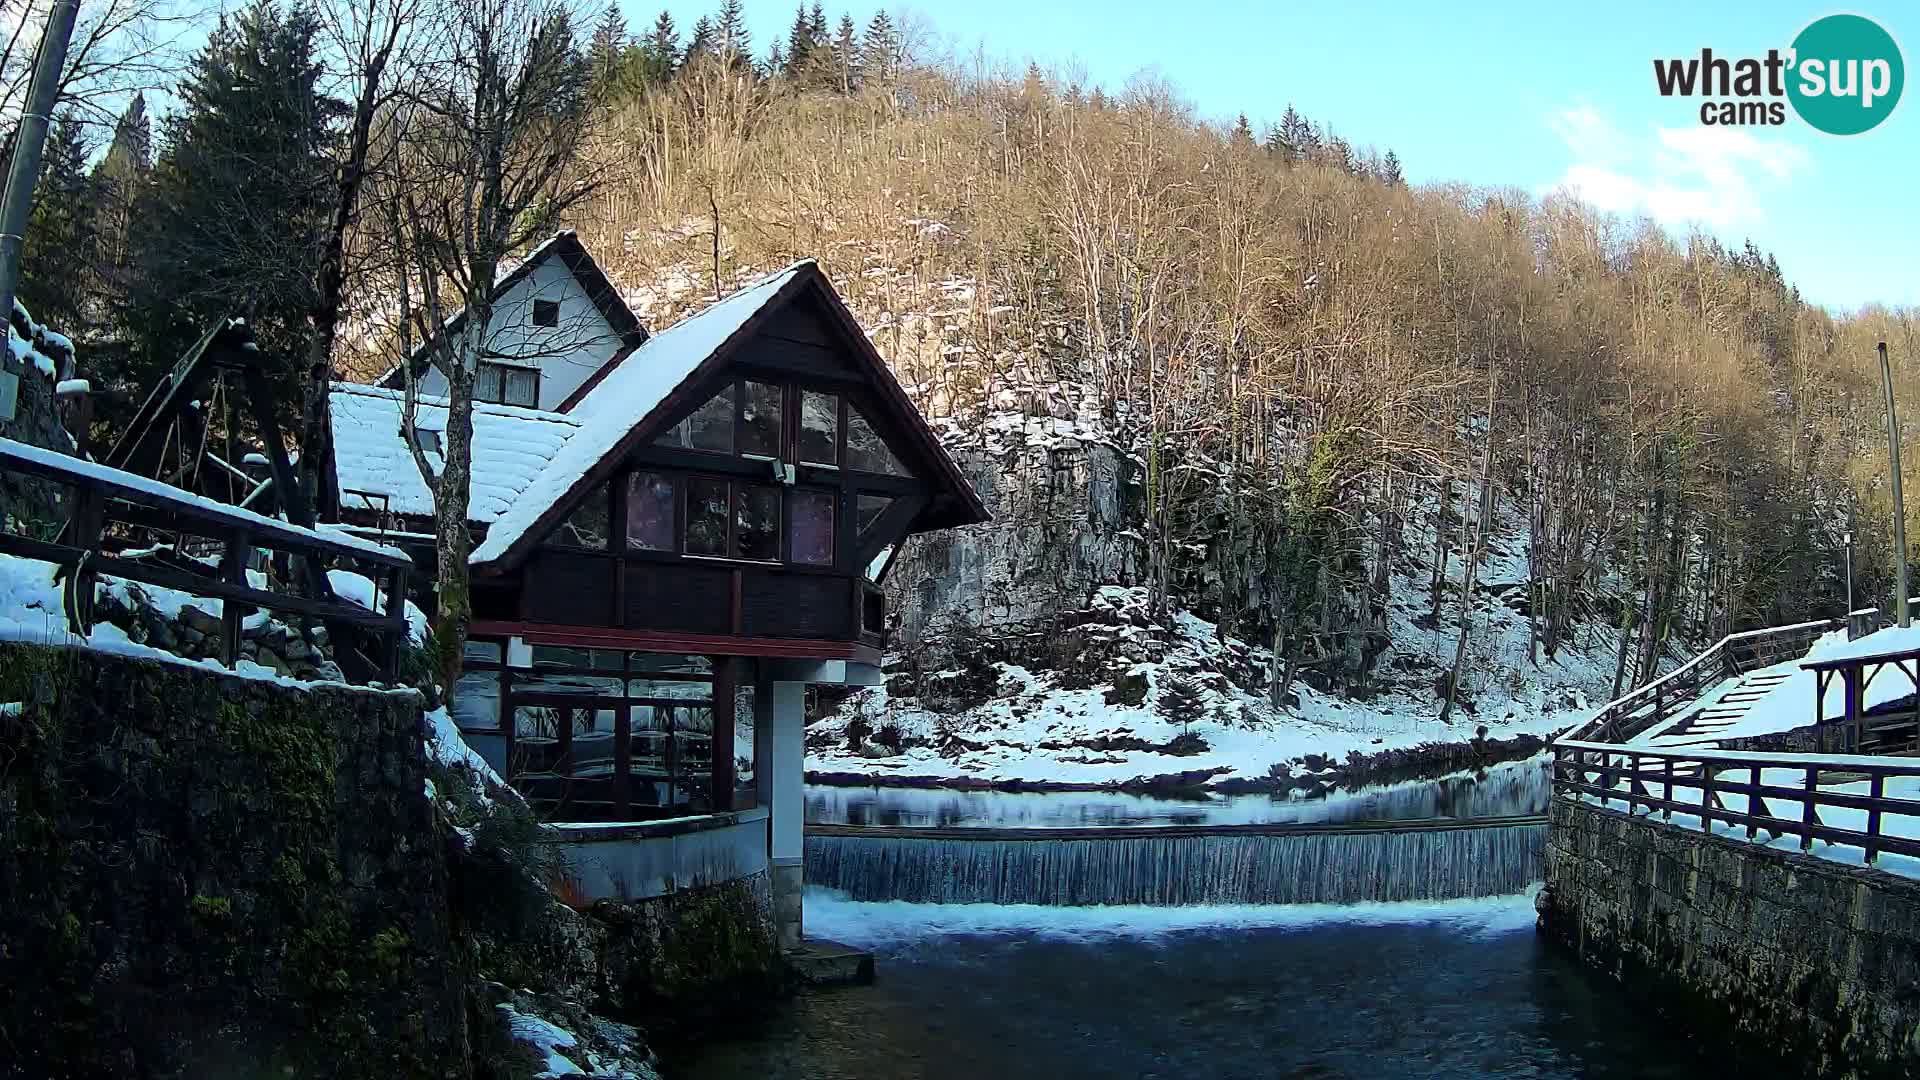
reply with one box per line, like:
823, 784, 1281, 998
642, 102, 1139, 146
326, 243, 986, 943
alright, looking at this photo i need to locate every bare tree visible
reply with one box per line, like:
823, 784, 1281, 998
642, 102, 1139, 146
396, 0, 598, 695
0, 0, 194, 135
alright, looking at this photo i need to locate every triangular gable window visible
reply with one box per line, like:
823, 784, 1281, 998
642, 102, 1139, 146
846, 406, 911, 477
655, 384, 735, 452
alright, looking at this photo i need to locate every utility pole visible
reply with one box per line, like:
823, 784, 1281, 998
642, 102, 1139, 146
1881, 342, 1909, 628
0, 0, 81, 422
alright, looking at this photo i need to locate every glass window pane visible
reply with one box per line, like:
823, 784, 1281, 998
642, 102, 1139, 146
505, 369, 537, 407
865, 542, 897, 583
846, 406, 910, 475
689, 385, 735, 452
475, 364, 504, 403
792, 489, 835, 566
630, 653, 712, 675
686, 477, 728, 555
626, 471, 675, 551
529, 645, 624, 671
555, 484, 608, 548
453, 671, 501, 730
464, 639, 503, 664
741, 381, 782, 457
735, 484, 781, 560
799, 391, 838, 465
856, 494, 893, 536
653, 418, 690, 448
629, 679, 714, 700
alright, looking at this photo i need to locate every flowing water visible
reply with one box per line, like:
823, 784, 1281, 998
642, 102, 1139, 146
669, 890, 1707, 1080
804, 760, 1550, 906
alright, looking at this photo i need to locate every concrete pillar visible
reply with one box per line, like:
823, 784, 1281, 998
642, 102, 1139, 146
764, 679, 806, 948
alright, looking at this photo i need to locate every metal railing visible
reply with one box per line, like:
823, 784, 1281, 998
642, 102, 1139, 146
1554, 739, 1920, 865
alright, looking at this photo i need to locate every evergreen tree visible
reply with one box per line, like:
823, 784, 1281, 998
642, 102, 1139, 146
641, 10, 679, 82
784, 2, 815, 74
1230, 112, 1253, 146
766, 38, 784, 77
17, 114, 98, 334
683, 15, 714, 65
715, 0, 750, 61
834, 12, 859, 91
112, 0, 342, 419
1158, 675, 1208, 736
588, 4, 628, 86
1261, 122, 1282, 156
1380, 149, 1404, 186
861, 10, 898, 83
1277, 104, 1309, 163
807, 1, 826, 41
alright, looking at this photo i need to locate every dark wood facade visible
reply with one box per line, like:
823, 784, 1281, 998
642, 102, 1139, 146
472, 275, 979, 663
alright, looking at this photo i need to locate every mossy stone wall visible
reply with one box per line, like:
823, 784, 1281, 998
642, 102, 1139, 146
0, 641, 468, 1079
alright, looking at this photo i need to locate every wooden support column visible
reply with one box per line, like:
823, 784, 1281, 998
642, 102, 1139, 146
219, 534, 254, 667
710, 656, 738, 811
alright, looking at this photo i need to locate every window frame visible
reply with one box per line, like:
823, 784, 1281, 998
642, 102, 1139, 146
654, 377, 912, 481
531, 298, 560, 327
475, 360, 540, 408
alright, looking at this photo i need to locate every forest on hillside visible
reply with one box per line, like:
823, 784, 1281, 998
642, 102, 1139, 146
11, 0, 1920, 704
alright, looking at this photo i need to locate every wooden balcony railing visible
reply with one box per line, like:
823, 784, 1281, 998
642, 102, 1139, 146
0, 436, 413, 681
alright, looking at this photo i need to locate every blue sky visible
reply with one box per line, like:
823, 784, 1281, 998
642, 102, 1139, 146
643, 0, 1917, 312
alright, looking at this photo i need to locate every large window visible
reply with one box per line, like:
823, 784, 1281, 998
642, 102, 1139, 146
626, 471, 674, 551
686, 477, 781, 561
476, 361, 538, 408
654, 379, 913, 478
460, 644, 733, 818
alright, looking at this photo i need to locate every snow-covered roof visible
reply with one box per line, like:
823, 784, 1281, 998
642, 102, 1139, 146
469, 261, 812, 564
328, 383, 581, 524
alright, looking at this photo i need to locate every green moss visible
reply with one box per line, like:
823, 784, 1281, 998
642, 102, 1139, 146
190, 894, 232, 920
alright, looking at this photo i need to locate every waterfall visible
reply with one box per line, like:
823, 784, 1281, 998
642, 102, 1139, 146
805, 822, 1546, 906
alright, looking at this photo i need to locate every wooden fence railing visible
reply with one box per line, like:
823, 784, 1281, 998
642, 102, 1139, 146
0, 437, 412, 681
1567, 618, 1842, 744
1554, 739, 1920, 865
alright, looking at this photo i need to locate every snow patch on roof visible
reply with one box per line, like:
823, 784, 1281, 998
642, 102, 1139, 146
470, 260, 811, 565
329, 383, 580, 524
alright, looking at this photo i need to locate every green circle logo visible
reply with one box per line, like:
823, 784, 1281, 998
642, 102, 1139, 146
1788, 14, 1904, 134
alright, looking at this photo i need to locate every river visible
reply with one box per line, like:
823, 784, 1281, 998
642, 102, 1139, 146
671, 890, 1702, 1080
669, 763, 1694, 1078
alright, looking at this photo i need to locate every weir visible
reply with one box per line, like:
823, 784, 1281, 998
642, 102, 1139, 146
805, 816, 1547, 905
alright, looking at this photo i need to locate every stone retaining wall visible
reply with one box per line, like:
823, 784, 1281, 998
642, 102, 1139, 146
1542, 798, 1920, 1078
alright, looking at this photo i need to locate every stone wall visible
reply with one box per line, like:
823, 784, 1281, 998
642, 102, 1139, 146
0, 641, 467, 1079
1541, 798, 1920, 1078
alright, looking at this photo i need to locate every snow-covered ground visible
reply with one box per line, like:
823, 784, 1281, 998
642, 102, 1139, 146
812, 530, 1624, 790
1633, 623, 1920, 748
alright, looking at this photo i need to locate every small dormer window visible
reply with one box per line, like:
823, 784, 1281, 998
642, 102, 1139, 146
532, 299, 559, 327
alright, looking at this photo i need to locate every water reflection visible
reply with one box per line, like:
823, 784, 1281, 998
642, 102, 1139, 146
805, 757, 1550, 829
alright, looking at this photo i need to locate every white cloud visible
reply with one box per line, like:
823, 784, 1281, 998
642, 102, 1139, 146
1542, 107, 1808, 229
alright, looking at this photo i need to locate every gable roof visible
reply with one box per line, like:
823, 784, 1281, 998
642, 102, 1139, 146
330, 383, 580, 524
469, 259, 988, 570
377, 230, 646, 389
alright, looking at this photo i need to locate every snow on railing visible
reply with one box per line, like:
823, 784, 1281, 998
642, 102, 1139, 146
1555, 739, 1920, 868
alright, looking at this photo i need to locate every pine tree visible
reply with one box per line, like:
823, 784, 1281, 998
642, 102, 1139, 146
17, 114, 98, 334
1158, 675, 1208, 736
1380, 149, 1405, 186
1231, 112, 1253, 146
834, 12, 859, 92
90, 93, 150, 291
112, 0, 342, 420
588, 4, 627, 87
1277, 104, 1309, 163
861, 9, 898, 83
766, 38, 784, 76
715, 0, 750, 63
1261, 122, 1282, 156
683, 15, 714, 65
784, 2, 815, 74
641, 10, 679, 82
807, 1, 826, 40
